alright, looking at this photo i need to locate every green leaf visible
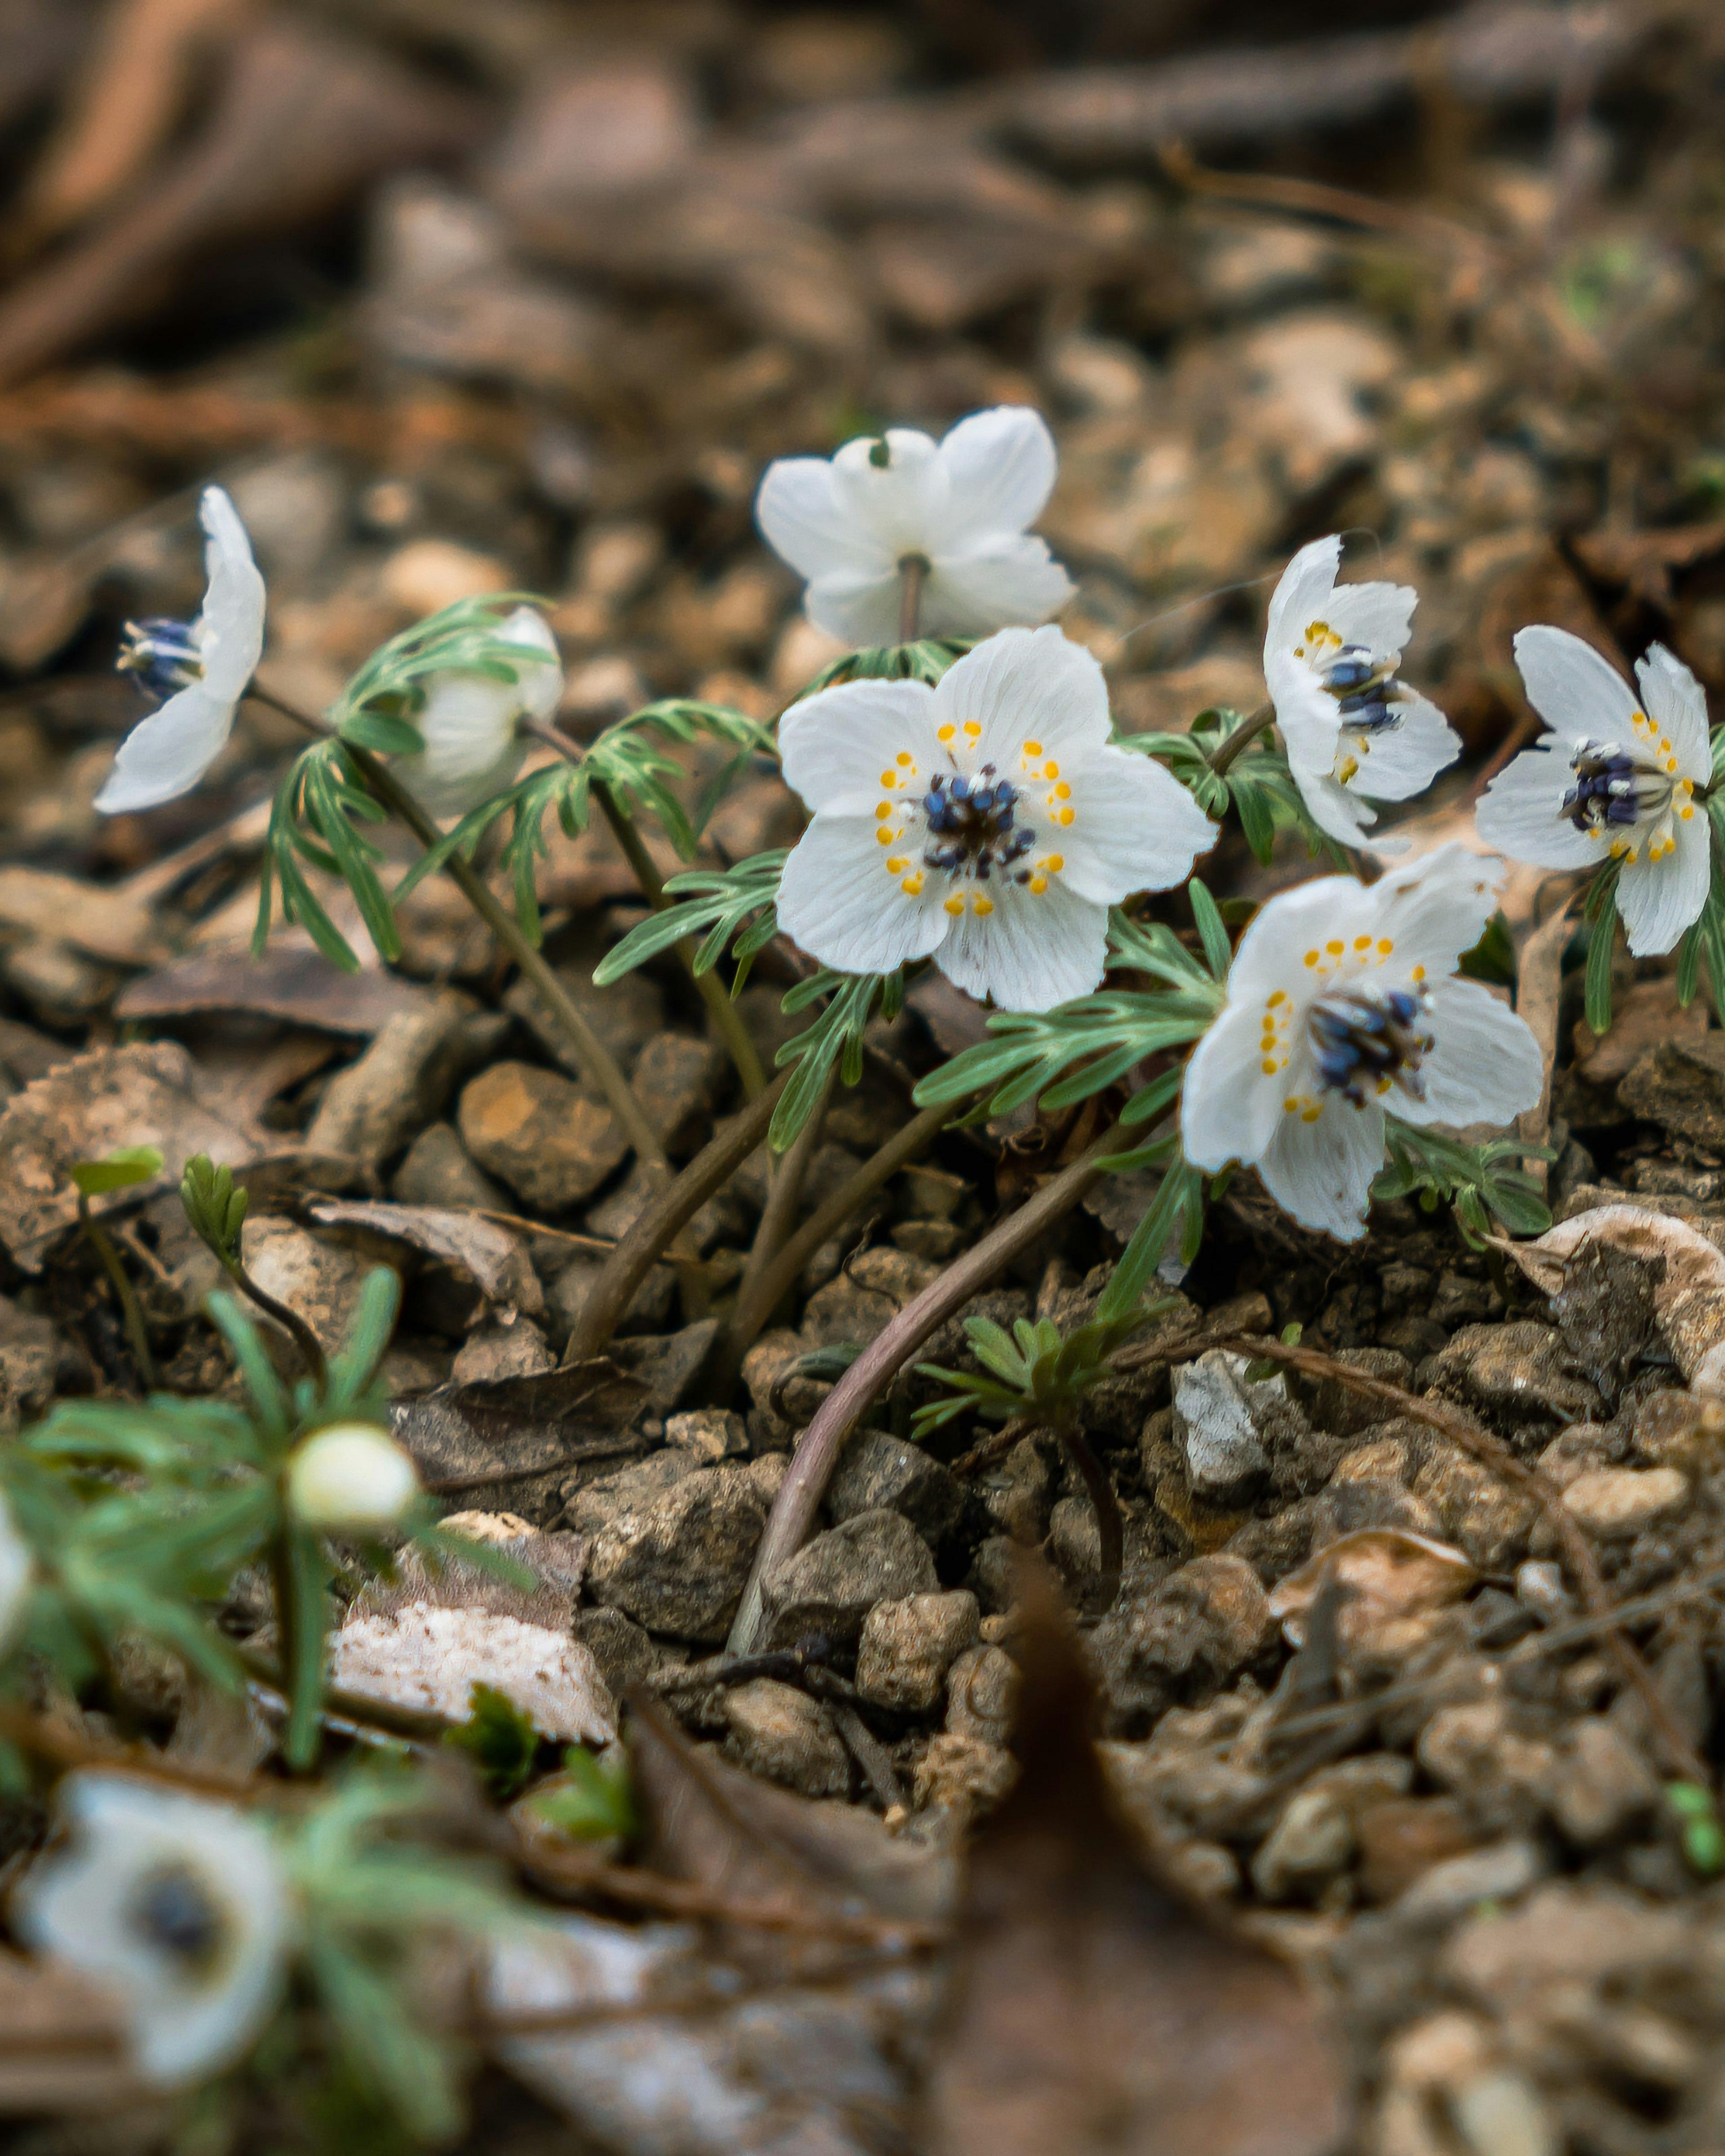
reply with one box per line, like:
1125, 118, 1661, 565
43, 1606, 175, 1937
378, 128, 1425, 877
1374, 1118, 1553, 1249
444, 1684, 540, 1798
1187, 877, 1231, 981
1457, 910, 1517, 988
69, 1145, 163, 1197
1584, 887, 1616, 1036
593, 851, 784, 987
797, 639, 970, 695
282, 1524, 332, 1771
771, 969, 900, 1150
526, 1745, 637, 1843
180, 1153, 248, 1266
1095, 1153, 1204, 1326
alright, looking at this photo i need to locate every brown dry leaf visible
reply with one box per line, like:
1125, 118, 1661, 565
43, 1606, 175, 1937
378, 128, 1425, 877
0, 864, 162, 966
0, 22, 478, 387
0, 1040, 265, 1269
1268, 1529, 1477, 1650
923, 1568, 1346, 2156
0, 1948, 137, 2113
17, 0, 252, 249
116, 944, 432, 1034
308, 1199, 545, 1322
1505, 1205, 1725, 1394
1570, 522, 1725, 612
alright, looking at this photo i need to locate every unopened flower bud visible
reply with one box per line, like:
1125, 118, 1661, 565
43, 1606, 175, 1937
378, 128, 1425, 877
287, 1422, 419, 1533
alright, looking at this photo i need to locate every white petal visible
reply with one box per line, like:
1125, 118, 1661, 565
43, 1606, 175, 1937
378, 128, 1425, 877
193, 486, 265, 702
1342, 693, 1460, 802
776, 814, 947, 976
1400, 977, 1544, 1127
1227, 874, 1381, 1003
804, 570, 907, 647
1635, 642, 1712, 781
933, 624, 1110, 766
1265, 536, 1340, 659
1056, 743, 1217, 904
1375, 843, 1505, 976
1258, 1094, 1384, 1242
95, 681, 238, 814
1181, 1002, 1285, 1171
1280, 708, 1375, 844
1320, 576, 1417, 658
829, 429, 950, 557
1513, 624, 1638, 746
402, 676, 528, 818
933, 875, 1106, 1011
778, 676, 940, 814
1474, 744, 1601, 869
931, 405, 1059, 541
756, 455, 890, 583
923, 536, 1075, 636
1618, 812, 1711, 956
498, 606, 564, 722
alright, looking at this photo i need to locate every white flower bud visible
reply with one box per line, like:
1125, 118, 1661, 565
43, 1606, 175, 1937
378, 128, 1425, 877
0, 1487, 31, 1652
287, 1422, 419, 1533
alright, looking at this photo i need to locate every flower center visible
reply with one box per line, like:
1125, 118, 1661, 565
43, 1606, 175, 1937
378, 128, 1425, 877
1562, 732, 1693, 863
118, 618, 203, 701
1318, 644, 1405, 734
1309, 984, 1434, 1108
921, 765, 1035, 881
128, 1861, 228, 1975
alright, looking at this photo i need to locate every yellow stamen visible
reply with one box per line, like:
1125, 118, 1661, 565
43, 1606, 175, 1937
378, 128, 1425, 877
875, 802, 892, 820
1029, 875, 1048, 895
944, 896, 964, 915
896, 751, 913, 767
901, 873, 923, 895
973, 896, 994, 917
938, 724, 955, 742
1044, 853, 1064, 872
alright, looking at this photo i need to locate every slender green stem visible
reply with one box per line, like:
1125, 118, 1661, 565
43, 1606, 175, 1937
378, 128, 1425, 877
249, 683, 673, 1187
710, 1096, 952, 1402
1206, 699, 1276, 777
220, 1255, 328, 1391
707, 1069, 834, 1400
77, 1194, 156, 1389
726, 1115, 1125, 1657
566, 1072, 789, 1362
898, 555, 929, 645
521, 720, 767, 1100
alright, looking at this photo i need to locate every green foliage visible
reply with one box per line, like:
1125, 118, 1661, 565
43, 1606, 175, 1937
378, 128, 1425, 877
446, 1684, 540, 1799
1581, 860, 1622, 1036
526, 1745, 637, 1844
254, 738, 398, 974
593, 849, 785, 991
1123, 710, 1340, 865
396, 698, 775, 946
913, 1296, 1177, 1442
912, 899, 1224, 1124
1093, 1153, 1208, 1323
798, 638, 970, 695
69, 1145, 163, 1197
329, 593, 548, 751
180, 1152, 248, 1270
1667, 1780, 1725, 1876
1457, 910, 1517, 988
1375, 1118, 1553, 1246
1678, 790, 1725, 1024
772, 968, 902, 1149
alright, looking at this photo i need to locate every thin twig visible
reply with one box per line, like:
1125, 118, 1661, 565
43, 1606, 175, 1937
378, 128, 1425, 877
76, 1193, 155, 1390
519, 718, 767, 1100
566, 1073, 789, 1362
949, 1414, 1040, 1479
708, 1067, 835, 1400
248, 683, 673, 1187
219, 1251, 329, 1390
1187, 1333, 1712, 1785
727, 1119, 1128, 1657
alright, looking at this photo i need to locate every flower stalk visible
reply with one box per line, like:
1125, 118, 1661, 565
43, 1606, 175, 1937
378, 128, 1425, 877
1204, 699, 1275, 777
76, 1193, 156, 1390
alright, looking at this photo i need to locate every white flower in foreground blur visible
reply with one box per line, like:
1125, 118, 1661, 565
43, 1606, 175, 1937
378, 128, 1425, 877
756, 406, 1075, 646
1475, 627, 1712, 956
395, 606, 563, 819
97, 487, 266, 815
1265, 536, 1461, 849
13, 1774, 292, 2085
776, 626, 1217, 1011
1181, 845, 1542, 1242
0, 1489, 30, 1651
288, 1421, 420, 1534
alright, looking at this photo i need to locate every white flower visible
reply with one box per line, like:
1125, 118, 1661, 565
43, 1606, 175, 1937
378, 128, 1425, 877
0, 1488, 30, 1652
13, 1773, 292, 2085
776, 625, 1217, 1011
97, 487, 266, 815
1475, 627, 1712, 956
288, 1421, 420, 1533
1181, 845, 1543, 1243
1265, 536, 1461, 848
756, 406, 1075, 646
396, 606, 563, 819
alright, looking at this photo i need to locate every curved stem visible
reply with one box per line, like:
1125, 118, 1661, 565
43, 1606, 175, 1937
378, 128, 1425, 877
221, 1255, 328, 1392
1058, 1422, 1123, 1609
567, 1072, 788, 1362
249, 683, 672, 1187
708, 1068, 834, 1397
1206, 699, 1276, 778
521, 720, 767, 1100
78, 1194, 156, 1389
710, 1097, 953, 1402
726, 1116, 1124, 1657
